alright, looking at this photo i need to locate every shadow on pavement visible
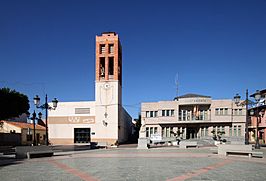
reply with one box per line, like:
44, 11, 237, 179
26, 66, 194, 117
0, 156, 22, 167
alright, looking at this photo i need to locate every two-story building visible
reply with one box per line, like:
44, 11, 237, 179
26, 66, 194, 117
249, 89, 266, 144
141, 94, 246, 143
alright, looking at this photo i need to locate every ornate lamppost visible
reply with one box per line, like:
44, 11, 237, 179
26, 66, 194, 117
28, 111, 42, 146
33, 94, 58, 146
251, 90, 262, 149
233, 89, 249, 145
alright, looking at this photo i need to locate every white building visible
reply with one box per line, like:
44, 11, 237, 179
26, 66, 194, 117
48, 32, 132, 145
142, 94, 246, 143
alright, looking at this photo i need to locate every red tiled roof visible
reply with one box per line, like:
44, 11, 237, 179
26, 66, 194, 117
1, 120, 46, 130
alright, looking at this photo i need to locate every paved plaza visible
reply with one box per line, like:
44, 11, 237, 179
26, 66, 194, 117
0, 147, 266, 181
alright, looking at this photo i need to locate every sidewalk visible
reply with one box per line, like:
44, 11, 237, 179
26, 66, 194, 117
1, 147, 266, 181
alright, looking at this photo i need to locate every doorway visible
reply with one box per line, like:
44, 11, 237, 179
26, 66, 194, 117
74, 128, 91, 143
186, 128, 198, 139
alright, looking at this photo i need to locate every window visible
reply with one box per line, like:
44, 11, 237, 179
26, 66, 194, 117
162, 110, 165, 117
108, 44, 114, 54
155, 111, 158, 117
146, 111, 158, 118
215, 108, 219, 115
239, 109, 242, 115
162, 127, 166, 137
146, 127, 149, 137
75, 108, 90, 114
154, 127, 158, 134
100, 44, 105, 54
238, 125, 241, 136
27, 134, 32, 141
108, 57, 114, 76
183, 110, 186, 121
162, 109, 174, 117
166, 127, 170, 137
233, 125, 237, 136
216, 108, 229, 116
234, 109, 238, 115
205, 127, 208, 136
146, 111, 149, 118
171, 110, 174, 116
166, 110, 170, 116
229, 126, 232, 136
100, 57, 105, 77
224, 108, 228, 115
150, 127, 154, 135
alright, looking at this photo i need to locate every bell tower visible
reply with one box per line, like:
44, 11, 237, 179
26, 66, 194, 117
95, 32, 122, 85
94, 32, 122, 144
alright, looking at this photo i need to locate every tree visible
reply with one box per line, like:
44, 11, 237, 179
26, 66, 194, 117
211, 129, 225, 142
0, 87, 30, 120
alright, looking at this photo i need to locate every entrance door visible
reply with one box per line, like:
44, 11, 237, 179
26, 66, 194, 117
74, 128, 91, 143
186, 128, 198, 139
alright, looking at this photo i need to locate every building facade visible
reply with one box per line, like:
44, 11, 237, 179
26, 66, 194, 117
0, 120, 46, 145
48, 32, 132, 145
249, 89, 266, 144
141, 94, 246, 143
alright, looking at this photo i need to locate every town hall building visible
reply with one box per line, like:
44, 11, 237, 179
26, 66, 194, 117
48, 32, 132, 145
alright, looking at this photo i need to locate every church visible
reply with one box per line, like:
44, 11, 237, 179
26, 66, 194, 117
48, 32, 132, 145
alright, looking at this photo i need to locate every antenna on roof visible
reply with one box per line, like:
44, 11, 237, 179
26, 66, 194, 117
175, 73, 179, 100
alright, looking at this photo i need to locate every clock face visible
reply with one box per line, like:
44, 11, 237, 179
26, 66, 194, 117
104, 83, 110, 89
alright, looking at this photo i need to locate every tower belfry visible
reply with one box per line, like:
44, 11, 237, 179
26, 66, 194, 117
95, 32, 122, 84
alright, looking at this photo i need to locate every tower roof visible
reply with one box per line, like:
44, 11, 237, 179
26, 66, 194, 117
101, 32, 117, 35
176, 93, 211, 99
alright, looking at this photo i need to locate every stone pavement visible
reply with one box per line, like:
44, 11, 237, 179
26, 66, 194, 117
0, 147, 266, 181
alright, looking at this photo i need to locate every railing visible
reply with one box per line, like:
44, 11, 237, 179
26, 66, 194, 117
178, 115, 210, 121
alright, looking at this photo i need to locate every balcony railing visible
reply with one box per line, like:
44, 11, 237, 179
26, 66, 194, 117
178, 114, 211, 121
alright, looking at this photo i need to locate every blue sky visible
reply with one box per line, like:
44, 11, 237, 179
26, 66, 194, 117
0, 0, 265, 118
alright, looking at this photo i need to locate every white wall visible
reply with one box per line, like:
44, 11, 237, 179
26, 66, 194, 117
49, 101, 95, 117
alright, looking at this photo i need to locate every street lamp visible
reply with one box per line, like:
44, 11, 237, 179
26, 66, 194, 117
233, 89, 249, 145
33, 94, 58, 146
27, 111, 42, 146
253, 90, 261, 149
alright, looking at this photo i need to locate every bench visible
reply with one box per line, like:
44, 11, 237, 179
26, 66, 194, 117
26, 150, 54, 159
251, 151, 263, 158
97, 142, 108, 149
225, 150, 263, 158
217, 144, 263, 158
16, 146, 54, 159
179, 141, 198, 149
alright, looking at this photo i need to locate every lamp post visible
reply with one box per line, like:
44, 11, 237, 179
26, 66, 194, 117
34, 94, 58, 146
253, 90, 261, 149
28, 111, 42, 146
233, 89, 249, 145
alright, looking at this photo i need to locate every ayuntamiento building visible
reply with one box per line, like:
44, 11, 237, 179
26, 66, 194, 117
142, 94, 246, 143
48, 32, 132, 145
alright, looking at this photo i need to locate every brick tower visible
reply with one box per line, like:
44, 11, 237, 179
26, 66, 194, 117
94, 32, 122, 144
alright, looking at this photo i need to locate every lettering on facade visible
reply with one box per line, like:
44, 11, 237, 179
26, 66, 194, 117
180, 98, 211, 104
83, 118, 95, 124
68, 116, 95, 124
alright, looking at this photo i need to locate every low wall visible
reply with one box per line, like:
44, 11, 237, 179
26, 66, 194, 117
0, 133, 21, 146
